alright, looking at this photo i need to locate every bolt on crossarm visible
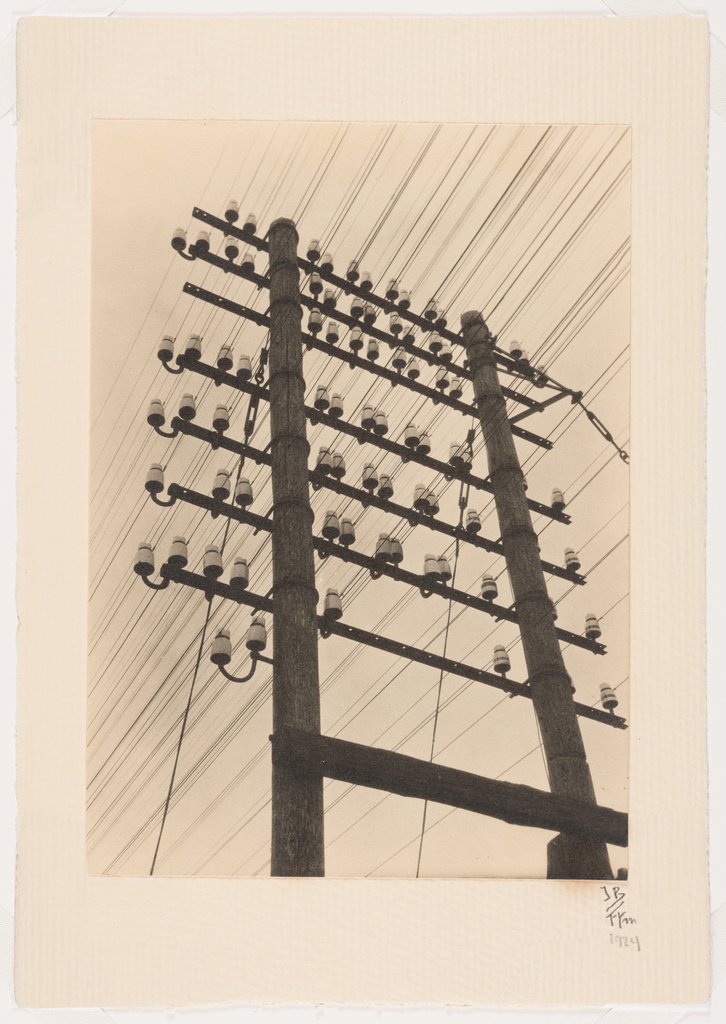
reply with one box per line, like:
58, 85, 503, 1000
460, 310, 613, 880
268, 217, 325, 876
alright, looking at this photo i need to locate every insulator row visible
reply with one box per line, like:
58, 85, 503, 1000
211, 616, 268, 667
313, 386, 344, 417
375, 533, 404, 565
156, 334, 258, 382
316, 447, 347, 479
423, 554, 452, 583
360, 405, 389, 435
302, 245, 445, 327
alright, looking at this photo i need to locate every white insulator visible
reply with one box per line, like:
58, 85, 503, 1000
360, 270, 373, 291
519, 349, 530, 367
493, 645, 511, 675
509, 339, 523, 360
373, 410, 389, 435
230, 558, 249, 590
449, 442, 465, 469
389, 538, 404, 564
212, 469, 231, 501
322, 510, 341, 540
423, 554, 441, 582
413, 484, 429, 511
243, 212, 257, 233
564, 547, 581, 572
392, 347, 407, 369
437, 556, 452, 582
195, 229, 210, 253
600, 684, 619, 711
362, 463, 378, 491
402, 324, 416, 343
428, 333, 443, 355
213, 404, 230, 432
398, 289, 411, 310
134, 542, 154, 576
417, 432, 432, 456
308, 309, 323, 334
225, 199, 240, 223
316, 447, 334, 474
320, 252, 334, 274
404, 423, 421, 449
240, 249, 255, 274
425, 489, 440, 515
234, 478, 253, 507
339, 518, 356, 546
246, 615, 267, 652
307, 238, 321, 262
314, 385, 331, 411
211, 629, 232, 665
171, 227, 187, 251
185, 334, 202, 360
224, 235, 239, 260
326, 321, 340, 344
330, 451, 346, 479
217, 344, 234, 372
323, 287, 336, 310
385, 278, 399, 301
367, 339, 380, 362
481, 575, 498, 601
350, 295, 365, 318
375, 533, 392, 562
324, 588, 343, 620
435, 367, 451, 390
439, 342, 453, 363
203, 545, 223, 579
349, 327, 364, 352
406, 357, 421, 380
460, 446, 473, 472
534, 365, 547, 387
237, 354, 253, 381
436, 311, 448, 331
145, 463, 164, 494
309, 272, 323, 296
378, 474, 394, 500
361, 404, 376, 429
585, 614, 602, 640
423, 299, 438, 321
449, 377, 464, 400
329, 393, 344, 419
158, 335, 175, 363
464, 509, 481, 534
168, 536, 188, 568
346, 259, 359, 282
363, 303, 377, 325
551, 488, 566, 513
178, 393, 196, 420
390, 314, 403, 336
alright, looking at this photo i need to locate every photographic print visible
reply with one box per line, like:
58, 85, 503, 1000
88, 119, 630, 880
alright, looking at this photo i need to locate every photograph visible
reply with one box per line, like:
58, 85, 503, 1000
88, 118, 630, 880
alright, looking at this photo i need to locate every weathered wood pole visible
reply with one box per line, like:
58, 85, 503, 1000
460, 310, 613, 880
268, 217, 325, 876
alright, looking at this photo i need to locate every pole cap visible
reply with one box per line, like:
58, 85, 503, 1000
269, 217, 298, 237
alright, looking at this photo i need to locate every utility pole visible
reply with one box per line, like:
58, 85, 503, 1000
267, 217, 325, 876
460, 310, 613, 880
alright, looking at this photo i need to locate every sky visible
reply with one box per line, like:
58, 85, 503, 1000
87, 119, 630, 879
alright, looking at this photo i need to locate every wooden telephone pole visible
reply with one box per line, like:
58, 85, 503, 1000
268, 217, 325, 876
461, 310, 613, 879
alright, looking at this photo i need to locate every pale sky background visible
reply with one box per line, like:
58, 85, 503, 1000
87, 119, 630, 878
